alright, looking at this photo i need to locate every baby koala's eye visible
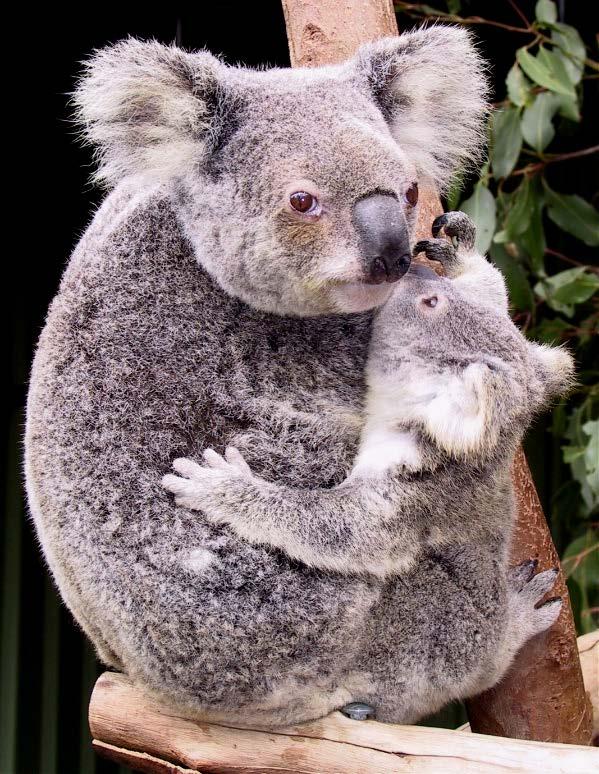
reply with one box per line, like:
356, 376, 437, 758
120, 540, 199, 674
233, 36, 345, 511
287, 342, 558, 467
405, 182, 419, 207
422, 295, 438, 308
290, 191, 317, 214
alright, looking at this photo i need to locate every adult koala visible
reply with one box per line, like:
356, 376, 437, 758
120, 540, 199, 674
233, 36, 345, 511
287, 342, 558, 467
26, 27, 489, 727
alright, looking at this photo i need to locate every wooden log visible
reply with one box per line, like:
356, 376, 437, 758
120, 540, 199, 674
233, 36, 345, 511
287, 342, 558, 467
281, 0, 592, 745
89, 654, 598, 774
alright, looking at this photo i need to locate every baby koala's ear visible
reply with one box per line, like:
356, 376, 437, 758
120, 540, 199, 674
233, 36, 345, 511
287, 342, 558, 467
73, 38, 237, 187
528, 342, 576, 405
353, 25, 489, 190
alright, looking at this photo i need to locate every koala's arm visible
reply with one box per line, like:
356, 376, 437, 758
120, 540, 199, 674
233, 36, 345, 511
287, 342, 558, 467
415, 212, 509, 314
163, 448, 427, 577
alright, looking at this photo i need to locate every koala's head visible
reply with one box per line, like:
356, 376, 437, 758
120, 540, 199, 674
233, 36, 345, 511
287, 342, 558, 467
74, 27, 488, 316
367, 265, 575, 458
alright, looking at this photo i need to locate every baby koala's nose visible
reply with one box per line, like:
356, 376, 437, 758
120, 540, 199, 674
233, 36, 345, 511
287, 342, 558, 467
353, 193, 412, 284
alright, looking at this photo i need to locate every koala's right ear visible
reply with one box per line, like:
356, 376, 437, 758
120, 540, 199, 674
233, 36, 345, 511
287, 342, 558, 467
528, 342, 576, 406
354, 26, 489, 191
73, 38, 235, 187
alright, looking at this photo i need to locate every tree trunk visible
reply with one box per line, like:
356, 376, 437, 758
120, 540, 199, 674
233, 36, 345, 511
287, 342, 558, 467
281, 0, 593, 745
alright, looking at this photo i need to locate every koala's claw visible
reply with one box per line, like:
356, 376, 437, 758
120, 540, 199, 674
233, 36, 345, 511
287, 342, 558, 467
508, 558, 539, 592
431, 211, 476, 252
508, 565, 562, 640
413, 238, 457, 267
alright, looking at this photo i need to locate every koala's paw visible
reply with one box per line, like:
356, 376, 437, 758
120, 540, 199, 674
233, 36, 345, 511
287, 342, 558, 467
507, 562, 562, 641
432, 211, 476, 252
413, 237, 457, 269
414, 212, 477, 276
162, 447, 253, 515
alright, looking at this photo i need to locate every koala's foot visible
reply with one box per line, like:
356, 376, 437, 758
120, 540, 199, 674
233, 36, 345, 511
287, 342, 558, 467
507, 561, 562, 642
413, 211, 476, 276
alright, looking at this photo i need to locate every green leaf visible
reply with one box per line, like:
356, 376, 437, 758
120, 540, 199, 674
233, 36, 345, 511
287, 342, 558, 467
504, 177, 534, 238
516, 47, 576, 98
535, 0, 557, 24
521, 92, 559, 151
544, 186, 599, 246
491, 107, 523, 178
506, 64, 532, 107
489, 243, 534, 311
517, 177, 546, 271
538, 46, 577, 92
554, 93, 581, 122
552, 23, 586, 85
446, 0, 461, 13
563, 445, 586, 464
562, 532, 599, 589
535, 267, 599, 317
460, 183, 496, 254
565, 405, 598, 511
582, 419, 599, 503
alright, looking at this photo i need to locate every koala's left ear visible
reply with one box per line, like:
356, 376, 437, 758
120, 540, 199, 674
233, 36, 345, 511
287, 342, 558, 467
73, 38, 238, 187
354, 26, 489, 190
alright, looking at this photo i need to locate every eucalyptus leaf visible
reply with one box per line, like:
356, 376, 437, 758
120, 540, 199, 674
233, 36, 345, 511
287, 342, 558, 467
544, 186, 599, 246
504, 177, 533, 238
516, 47, 576, 98
521, 92, 559, 151
552, 23, 586, 85
582, 420, 599, 503
518, 177, 546, 271
491, 107, 523, 178
554, 93, 581, 122
535, 0, 557, 24
535, 267, 599, 316
538, 46, 577, 93
460, 183, 496, 254
506, 64, 532, 107
562, 532, 599, 588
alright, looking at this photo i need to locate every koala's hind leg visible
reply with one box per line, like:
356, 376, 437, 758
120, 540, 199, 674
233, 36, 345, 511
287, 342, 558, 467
414, 211, 508, 313
473, 560, 562, 693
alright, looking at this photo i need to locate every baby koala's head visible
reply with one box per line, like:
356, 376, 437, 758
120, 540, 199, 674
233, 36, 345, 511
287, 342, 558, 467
366, 264, 575, 461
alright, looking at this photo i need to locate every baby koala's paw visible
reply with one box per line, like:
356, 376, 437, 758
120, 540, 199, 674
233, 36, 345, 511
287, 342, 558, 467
162, 447, 254, 515
413, 211, 476, 277
507, 560, 562, 642
432, 211, 476, 252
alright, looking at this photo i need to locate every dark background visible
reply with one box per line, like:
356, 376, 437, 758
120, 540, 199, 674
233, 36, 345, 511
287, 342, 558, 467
2, 3, 596, 772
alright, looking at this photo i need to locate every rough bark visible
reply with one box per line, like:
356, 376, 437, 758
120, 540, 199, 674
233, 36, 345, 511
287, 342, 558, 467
281, 0, 593, 745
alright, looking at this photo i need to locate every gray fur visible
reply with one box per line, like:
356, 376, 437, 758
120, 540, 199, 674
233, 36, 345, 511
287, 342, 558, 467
24, 30, 558, 729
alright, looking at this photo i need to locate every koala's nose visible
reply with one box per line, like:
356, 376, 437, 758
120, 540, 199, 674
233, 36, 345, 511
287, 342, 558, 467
353, 194, 411, 284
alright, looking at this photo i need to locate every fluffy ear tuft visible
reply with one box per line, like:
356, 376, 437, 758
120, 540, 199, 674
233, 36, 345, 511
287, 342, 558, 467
355, 25, 490, 191
529, 343, 576, 405
73, 38, 233, 187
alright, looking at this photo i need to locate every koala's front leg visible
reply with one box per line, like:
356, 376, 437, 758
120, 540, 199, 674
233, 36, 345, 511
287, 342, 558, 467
415, 211, 508, 313
163, 448, 420, 577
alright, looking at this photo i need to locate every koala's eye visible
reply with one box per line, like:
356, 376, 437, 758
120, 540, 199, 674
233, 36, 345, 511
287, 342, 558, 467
422, 295, 438, 308
405, 183, 419, 207
289, 191, 317, 213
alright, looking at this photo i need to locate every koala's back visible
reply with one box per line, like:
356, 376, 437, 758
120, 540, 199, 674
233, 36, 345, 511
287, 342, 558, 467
25, 186, 380, 722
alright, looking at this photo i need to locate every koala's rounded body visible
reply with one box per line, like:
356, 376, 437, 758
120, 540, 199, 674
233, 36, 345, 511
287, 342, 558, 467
26, 29, 568, 728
